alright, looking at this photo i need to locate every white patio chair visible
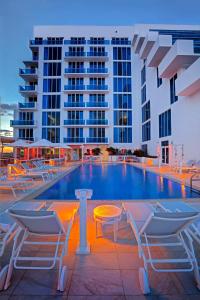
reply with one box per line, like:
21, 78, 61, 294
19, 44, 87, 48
0, 201, 45, 290
4, 202, 79, 292
0, 176, 33, 199
123, 202, 200, 294
21, 163, 50, 181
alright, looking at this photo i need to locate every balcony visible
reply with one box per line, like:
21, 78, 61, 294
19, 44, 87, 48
64, 102, 85, 109
139, 32, 158, 59
86, 119, 108, 126
18, 102, 37, 110
88, 40, 110, 45
86, 137, 109, 144
64, 137, 85, 143
147, 34, 172, 67
64, 85, 86, 92
64, 40, 86, 45
63, 119, 85, 126
176, 57, 200, 96
19, 68, 37, 80
64, 68, 86, 76
19, 85, 37, 96
87, 85, 108, 92
133, 35, 145, 54
87, 68, 108, 76
86, 102, 109, 109
111, 40, 131, 45
158, 40, 199, 79
64, 52, 86, 60
10, 120, 35, 127
87, 52, 108, 61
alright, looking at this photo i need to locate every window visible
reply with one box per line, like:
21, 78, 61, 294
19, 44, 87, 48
69, 46, 84, 55
70, 37, 85, 44
141, 85, 146, 104
89, 47, 105, 55
19, 129, 34, 141
19, 112, 33, 121
142, 121, 151, 142
89, 128, 105, 137
141, 65, 146, 86
170, 74, 178, 104
89, 78, 105, 85
113, 62, 131, 76
89, 94, 105, 102
68, 111, 83, 120
113, 94, 132, 109
42, 128, 60, 143
141, 144, 148, 155
114, 110, 132, 126
90, 37, 105, 44
67, 128, 83, 137
42, 112, 60, 126
114, 78, 131, 92
43, 63, 61, 76
159, 109, 172, 138
68, 94, 83, 102
44, 47, 62, 60
112, 38, 130, 45
43, 79, 61, 92
89, 111, 105, 120
42, 95, 60, 109
114, 127, 132, 143
142, 101, 151, 123
68, 78, 84, 86
157, 67, 162, 87
113, 47, 131, 60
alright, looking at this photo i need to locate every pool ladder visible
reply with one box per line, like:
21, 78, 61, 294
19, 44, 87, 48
190, 172, 200, 190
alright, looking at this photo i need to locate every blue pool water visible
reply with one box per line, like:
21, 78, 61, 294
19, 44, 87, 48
36, 163, 200, 200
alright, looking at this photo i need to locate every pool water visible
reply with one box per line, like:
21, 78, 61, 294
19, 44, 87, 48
36, 163, 200, 200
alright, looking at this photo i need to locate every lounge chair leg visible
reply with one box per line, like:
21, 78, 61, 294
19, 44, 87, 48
114, 221, 118, 242
139, 267, 150, 294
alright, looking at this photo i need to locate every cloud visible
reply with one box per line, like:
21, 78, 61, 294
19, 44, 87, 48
0, 102, 17, 117
0, 129, 13, 137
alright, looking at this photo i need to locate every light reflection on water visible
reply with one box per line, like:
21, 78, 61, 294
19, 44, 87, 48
36, 163, 200, 200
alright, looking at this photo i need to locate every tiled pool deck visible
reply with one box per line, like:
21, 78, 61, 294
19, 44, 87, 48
1, 162, 200, 299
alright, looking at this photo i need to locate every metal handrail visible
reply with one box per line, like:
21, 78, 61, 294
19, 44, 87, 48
190, 172, 200, 190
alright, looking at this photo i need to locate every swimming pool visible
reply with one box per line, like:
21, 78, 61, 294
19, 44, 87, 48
35, 163, 200, 200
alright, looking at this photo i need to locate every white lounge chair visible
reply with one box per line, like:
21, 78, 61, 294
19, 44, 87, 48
4, 201, 79, 292
123, 202, 200, 294
21, 163, 50, 181
0, 176, 33, 199
0, 201, 45, 290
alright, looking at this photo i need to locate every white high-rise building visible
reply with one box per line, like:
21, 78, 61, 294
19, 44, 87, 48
12, 24, 200, 164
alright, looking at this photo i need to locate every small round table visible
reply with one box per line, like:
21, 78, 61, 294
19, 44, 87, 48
93, 205, 122, 242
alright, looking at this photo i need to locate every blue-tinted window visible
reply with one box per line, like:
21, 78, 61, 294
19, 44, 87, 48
141, 65, 146, 85
114, 127, 132, 143
114, 78, 131, 92
114, 94, 132, 109
67, 128, 83, 137
114, 110, 132, 126
142, 101, 150, 123
159, 109, 171, 138
89, 94, 105, 102
43, 63, 61, 76
19, 112, 33, 120
19, 129, 34, 141
89, 128, 105, 137
157, 67, 162, 87
67, 111, 83, 119
44, 47, 62, 60
68, 78, 84, 85
43, 79, 61, 92
142, 121, 151, 142
42, 95, 60, 109
68, 94, 83, 102
170, 74, 178, 104
42, 112, 60, 126
141, 85, 146, 104
42, 127, 60, 143
113, 47, 131, 60
89, 111, 105, 119
113, 62, 131, 76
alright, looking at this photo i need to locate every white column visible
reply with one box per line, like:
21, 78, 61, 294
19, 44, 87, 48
75, 189, 93, 254
81, 145, 84, 162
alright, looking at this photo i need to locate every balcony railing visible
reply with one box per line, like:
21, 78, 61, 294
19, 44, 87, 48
30, 40, 63, 45
10, 120, 35, 126
87, 85, 108, 90
64, 40, 86, 45
111, 40, 131, 45
86, 102, 108, 108
64, 137, 85, 143
64, 85, 85, 91
87, 68, 108, 74
64, 68, 86, 74
19, 85, 37, 92
64, 102, 85, 108
86, 119, 108, 125
19, 68, 37, 75
88, 40, 110, 45
87, 52, 108, 57
19, 102, 37, 109
86, 137, 109, 143
64, 119, 85, 125
65, 51, 86, 57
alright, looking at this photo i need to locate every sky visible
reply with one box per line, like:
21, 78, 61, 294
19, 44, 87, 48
1, 0, 200, 135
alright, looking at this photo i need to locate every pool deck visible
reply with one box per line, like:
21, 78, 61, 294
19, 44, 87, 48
1, 162, 200, 299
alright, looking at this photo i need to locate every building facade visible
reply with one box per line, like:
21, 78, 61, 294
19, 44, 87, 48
12, 24, 200, 164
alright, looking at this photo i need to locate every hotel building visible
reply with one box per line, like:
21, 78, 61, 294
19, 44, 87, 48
12, 24, 200, 164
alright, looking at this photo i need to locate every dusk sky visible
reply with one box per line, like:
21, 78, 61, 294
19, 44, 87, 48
1, 0, 200, 135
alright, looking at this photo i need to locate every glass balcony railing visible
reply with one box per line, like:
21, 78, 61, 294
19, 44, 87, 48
86, 119, 108, 125
87, 68, 108, 74
19, 85, 37, 92
32, 55, 39, 61
87, 52, 108, 57
10, 120, 35, 126
64, 102, 85, 108
64, 85, 85, 91
30, 40, 63, 45
65, 51, 86, 57
19, 68, 37, 75
64, 137, 85, 143
86, 102, 108, 108
87, 85, 108, 90
64, 119, 85, 125
111, 40, 131, 45
19, 102, 36, 109
64, 68, 86, 74
64, 40, 86, 45
86, 137, 108, 143
87, 40, 110, 45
